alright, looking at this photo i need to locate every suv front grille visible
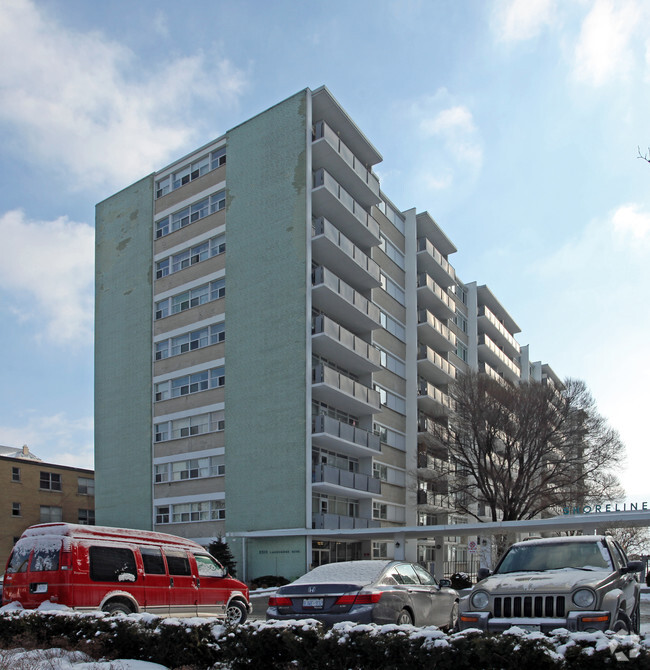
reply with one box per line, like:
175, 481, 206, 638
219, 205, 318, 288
493, 595, 566, 618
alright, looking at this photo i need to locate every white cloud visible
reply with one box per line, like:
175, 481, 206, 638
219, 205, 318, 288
0, 412, 94, 469
530, 203, 650, 498
493, 0, 558, 42
0, 0, 247, 191
573, 0, 642, 86
612, 203, 650, 241
0, 209, 94, 345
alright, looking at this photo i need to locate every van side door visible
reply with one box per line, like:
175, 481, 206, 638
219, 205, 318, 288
164, 548, 198, 617
193, 553, 230, 617
138, 545, 170, 616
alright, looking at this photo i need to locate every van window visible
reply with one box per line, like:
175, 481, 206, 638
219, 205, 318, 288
164, 549, 191, 575
195, 553, 225, 577
30, 543, 61, 572
7, 544, 31, 573
89, 546, 137, 582
140, 546, 166, 574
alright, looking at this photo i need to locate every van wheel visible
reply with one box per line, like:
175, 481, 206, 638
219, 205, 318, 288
103, 601, 133, 615
225, 600, 247, 626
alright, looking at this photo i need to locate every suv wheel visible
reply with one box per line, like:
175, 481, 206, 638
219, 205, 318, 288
225, 600, 247, 626
613, 610, 632, 634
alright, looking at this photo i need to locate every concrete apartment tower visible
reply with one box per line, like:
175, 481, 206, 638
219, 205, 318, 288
96, 87, 549, 580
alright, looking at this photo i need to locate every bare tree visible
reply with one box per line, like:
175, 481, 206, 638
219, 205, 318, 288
637, 146, 650, 164
603, 526, 650, 557
441, 372, 624, 523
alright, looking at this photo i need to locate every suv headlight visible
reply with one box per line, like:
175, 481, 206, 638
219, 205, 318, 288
573, 589, 596, 608
471, 591, 489, 609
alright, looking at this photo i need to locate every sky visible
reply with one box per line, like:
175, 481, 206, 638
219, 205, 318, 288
0, 0, 648, 500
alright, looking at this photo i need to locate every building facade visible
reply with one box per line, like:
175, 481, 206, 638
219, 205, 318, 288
95, 87, 556, 580
0, 445, 95, 565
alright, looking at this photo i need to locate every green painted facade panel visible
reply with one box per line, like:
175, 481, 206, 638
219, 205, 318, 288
95, 176, 154, 529
224, 91, 309, 545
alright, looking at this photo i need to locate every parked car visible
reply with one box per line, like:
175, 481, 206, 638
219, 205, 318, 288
267, 559, 458, 628
2, 523, 251, 625
458, 535, 643, 633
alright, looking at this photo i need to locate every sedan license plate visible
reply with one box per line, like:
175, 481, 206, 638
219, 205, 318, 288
302, 598, 323, 609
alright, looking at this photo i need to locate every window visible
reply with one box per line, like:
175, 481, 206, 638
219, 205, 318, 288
155, 189, 226, 239
40, 472, 62, 491
154, 463, 169, 483
140, 546, 165, 574
380, 273, 405, 305
373, 502, 388, 520
373, 463, 388, 481
454, 309, 468, 333
11, 502, 20, 517
78, 509, 95, 525
156, 258, 170, 279
456, 341, 468, 362
11, 467, 20, 482
156, 506, 170, 524
154, 411, 225, 442
89, 546, 137, 582
78, 477, 94, 495
372, 541, 388, 559
195, 554, 225, 577
40, 505, 62, 523
164, 549, 191, 575
169, 500, 225, 523
30, 543, 60, 572
155, 147, 225, 199
155, 234, 225, 281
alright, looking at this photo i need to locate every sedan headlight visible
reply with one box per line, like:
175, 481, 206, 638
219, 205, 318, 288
573, 589, 596, 608
471, 591, 489, 609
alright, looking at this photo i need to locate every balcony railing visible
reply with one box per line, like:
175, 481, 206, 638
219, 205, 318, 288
312, 513, 381, 529
417, 343, 456, 382
312, 217, 380, 288
312, 463, 381, 494
416, 272, 456, 316
417, 308, 456, 350
312, 415, 381, 453
478, 334, 521, 378
417, 380, 455, 415
312, 314, 381, 371
312, 265, 381, 331
312, 168, 380, 247
478, 305, 521, 355
312, 363, 380, 412
313, 120, 380, 202
416, 237, 456, 286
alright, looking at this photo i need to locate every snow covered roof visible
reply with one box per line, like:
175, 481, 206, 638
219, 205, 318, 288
0, 444, 42, 461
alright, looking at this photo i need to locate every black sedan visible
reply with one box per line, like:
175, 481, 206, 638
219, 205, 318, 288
266, 560, 458, 628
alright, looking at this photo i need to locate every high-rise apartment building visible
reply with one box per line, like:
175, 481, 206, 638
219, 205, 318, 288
95, 87, 555, 580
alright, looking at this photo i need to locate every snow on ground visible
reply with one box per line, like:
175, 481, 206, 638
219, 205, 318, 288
0, 647, 167, 669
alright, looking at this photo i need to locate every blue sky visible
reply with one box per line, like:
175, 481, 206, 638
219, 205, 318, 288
0, 0, 648, 499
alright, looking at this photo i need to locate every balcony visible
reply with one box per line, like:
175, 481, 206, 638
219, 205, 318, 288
312, 315, 381, 375
416, 489, 448, 509
479, 361, 510, 386
312, 513, 381, 529
312, 266, 381, 333
478, 334, 521, 383
312, 120, 381, 207
417, 308, 456, 352
417, 344, 456, 385
312, 169, 381, 249
312, 415, 381, 457
417, 380, 454, 417
417, 415, 449, 454
416, 237, 456, 287
312, 217, 381, 291
416, 273, 456, 319
312, 463, 380, 497
478, 305, 521, 358
312, 364, 380, 416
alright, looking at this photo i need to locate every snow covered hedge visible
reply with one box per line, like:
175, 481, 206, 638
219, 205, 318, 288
1, 608, 650, 669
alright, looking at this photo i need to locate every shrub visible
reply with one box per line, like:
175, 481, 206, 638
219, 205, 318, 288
249, 575, 289, 589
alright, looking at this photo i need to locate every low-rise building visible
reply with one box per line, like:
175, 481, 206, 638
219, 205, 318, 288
0, 444, 95, 566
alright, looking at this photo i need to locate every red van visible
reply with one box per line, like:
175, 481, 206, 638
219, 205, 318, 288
2, 523, 251, 624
